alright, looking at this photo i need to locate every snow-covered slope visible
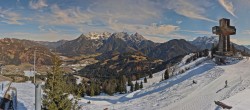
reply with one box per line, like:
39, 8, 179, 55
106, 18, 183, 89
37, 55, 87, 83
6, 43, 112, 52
80, 57, 250, 110
2, 56, 250, 110
222, 88, 250, 110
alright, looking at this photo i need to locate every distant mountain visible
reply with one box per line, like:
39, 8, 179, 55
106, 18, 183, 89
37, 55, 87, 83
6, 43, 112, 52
56, 34, 106, 56
85, 32, 111, 40
79, 52, 163, 79
190, 36, 250, 54
0, 38, 54, 65
97, 33, 137, 53
244, 45, 250, 49
190, 36, 218, 50
56, 32, 199, 62
234, 44, 250, 54
56, 32, 111, 56
148, 39, 199, 61
57, 32, 157, 56
97, 32, 154, 54
37, 40, 67, 49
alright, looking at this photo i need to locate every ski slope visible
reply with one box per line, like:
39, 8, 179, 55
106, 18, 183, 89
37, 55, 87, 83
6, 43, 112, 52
1, 56, 249, 110
165, 58, 249, 110
80, 57, 250, 110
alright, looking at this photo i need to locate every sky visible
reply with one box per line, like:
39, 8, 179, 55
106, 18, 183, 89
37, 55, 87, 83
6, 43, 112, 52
0, 0, 250, 45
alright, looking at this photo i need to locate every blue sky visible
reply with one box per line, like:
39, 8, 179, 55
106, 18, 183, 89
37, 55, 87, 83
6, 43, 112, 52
0, 0, 249, 44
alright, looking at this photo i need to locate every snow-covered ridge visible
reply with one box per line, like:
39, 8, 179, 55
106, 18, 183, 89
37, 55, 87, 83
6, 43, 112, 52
110, 32, 146, 43
192, 36, 218, 44
83, 32, 147, 44
85, 32, 111, 40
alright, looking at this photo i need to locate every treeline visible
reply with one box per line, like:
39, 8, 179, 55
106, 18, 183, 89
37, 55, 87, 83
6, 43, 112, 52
68, 74, 150, 97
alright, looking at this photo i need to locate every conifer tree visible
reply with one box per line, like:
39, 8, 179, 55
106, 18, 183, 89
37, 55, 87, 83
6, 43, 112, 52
130, 83, 134, 92
78, 84, 86, 97
117, 75, 127, 94
144, 77, 147, 83
43, 56, 77, 110
164, 69, 169, 80
140, 81, 143, 89
128, 77, 132, 86
95, 83, 100, 95
135, 81, 139, 91
136, 74, 140, 80
105, 79, 116, 95
90, 81, 95, 96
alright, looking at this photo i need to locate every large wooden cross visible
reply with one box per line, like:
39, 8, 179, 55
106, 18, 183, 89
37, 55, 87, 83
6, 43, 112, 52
212, 18, 236, 53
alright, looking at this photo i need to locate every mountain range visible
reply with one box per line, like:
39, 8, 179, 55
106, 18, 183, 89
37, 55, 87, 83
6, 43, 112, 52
0, 38, 53, 65
190, 36, 250, 54
54, 32, 198, 61
1, 32, 249, 68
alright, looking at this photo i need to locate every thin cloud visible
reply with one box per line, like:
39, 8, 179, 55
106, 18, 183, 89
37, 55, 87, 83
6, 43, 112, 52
108, 20, 179, 35
164, 0, 216, 22
29, 0, 48, 10
87, 0, 162, 24
1, 32, 76, 41
181, 30, 212, 35
37, 5, 93, 26
0, 8, 23, 25
218, 0, 236, 17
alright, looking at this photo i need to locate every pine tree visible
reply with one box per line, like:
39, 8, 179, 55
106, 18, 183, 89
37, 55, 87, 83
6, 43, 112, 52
95, 83, 100, 95
116, 75, 126, 94
135, 81, 139, 91
127, 77, 132, 86
43, 56, 77, 110
89, 81, 95, 96
105, 79, 116, 95
164, 69, 169, 80
136, 74, 140, 80
130, 83, 134, 92
78, 84, 86, 97
144, 77, 147, 83
140, 81, 143, 89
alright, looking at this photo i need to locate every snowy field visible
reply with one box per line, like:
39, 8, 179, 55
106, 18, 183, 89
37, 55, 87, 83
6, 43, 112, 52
80, 57, 250, 110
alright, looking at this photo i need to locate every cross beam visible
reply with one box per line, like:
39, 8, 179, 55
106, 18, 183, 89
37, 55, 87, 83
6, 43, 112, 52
212, 18, 236, 53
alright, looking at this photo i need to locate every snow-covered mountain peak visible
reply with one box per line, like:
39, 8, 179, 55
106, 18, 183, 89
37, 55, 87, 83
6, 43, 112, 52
85, 32, 111, 40
111, 32, 146, 43
193, 36, 218, 44
130, 32, 147, 43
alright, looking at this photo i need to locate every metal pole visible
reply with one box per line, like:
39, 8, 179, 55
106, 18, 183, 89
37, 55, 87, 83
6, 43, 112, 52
34, 50, 36, 84
35, 83, 41, 110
